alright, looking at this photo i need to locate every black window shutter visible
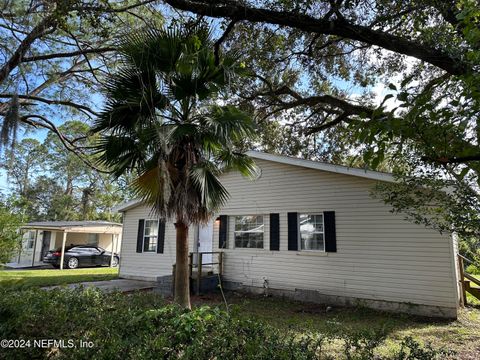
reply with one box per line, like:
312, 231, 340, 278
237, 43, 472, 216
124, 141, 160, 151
136, 219, 144, 253
157, 219, 166, 254
287, 212, 298, 251
219, 215, 228, 249
324, 211, 337, 252
270, 213, 280, 251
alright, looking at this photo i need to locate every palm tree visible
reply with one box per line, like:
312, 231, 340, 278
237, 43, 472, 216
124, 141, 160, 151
91, 26, 257, 308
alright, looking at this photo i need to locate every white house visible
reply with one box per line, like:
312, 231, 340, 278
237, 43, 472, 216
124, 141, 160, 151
115, 151, 460, 318
9, 221, 122, 268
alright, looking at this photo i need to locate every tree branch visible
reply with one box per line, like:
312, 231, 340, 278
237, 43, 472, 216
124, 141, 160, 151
0, 15, 57, 85
74, 0, 158, 14
164, 0, 469, 75
0, 59, 88, 114
431, 154, 480, 164
0, 94, 99, 116
20, 114, 112, 174
22, 47, 116, 62
214, 19, 238, 65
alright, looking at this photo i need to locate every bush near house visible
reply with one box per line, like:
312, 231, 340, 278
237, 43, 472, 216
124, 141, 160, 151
0, 205, 23, 264
466, 264, 480, 275
0, 287, 452, 360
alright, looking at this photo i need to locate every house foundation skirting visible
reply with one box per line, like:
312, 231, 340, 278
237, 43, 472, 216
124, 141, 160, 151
119, 274, 158, 282
223, 281, 458, 319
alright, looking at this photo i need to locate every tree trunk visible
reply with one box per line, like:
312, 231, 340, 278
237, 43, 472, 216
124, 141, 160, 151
174, 220, 191, 309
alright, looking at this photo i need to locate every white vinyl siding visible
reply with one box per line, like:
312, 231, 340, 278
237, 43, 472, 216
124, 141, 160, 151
211, 158, 458, 310
118, 206, 195, 281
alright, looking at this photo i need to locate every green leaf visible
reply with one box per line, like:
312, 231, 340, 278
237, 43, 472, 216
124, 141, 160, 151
388, 83, 397, 91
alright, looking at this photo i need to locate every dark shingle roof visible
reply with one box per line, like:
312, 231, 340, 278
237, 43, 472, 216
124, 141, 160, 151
23, 220, 122, 229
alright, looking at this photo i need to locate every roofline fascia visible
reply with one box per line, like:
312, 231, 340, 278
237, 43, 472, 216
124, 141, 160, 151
246, 151, 395, 183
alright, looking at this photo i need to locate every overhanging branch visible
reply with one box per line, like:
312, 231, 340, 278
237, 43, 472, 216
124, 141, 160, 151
0, 94, 99, 116
164, 0, 469, 75
22, 47, 116, 62
214, 19, 238, 65
20, 114, 112, 174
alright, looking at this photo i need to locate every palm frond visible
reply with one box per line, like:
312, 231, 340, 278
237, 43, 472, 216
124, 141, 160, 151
91, 67, 166, 134
200, 105, 256, 145
120, 27, 183, 73
93, 125, 159, 177
216, 150, 260, 179
131, 157, 172, 218
189, 160, 229, 213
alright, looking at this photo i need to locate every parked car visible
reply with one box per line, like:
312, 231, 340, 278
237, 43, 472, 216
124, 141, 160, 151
43, 245, 120, 269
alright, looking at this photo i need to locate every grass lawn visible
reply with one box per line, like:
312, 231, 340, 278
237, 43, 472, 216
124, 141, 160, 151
194, 292, 480, 358
0, 267, 118, 288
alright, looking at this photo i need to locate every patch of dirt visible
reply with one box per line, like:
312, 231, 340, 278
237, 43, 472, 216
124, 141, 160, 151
293, 303, 331, 314
452, 348, 480, 360
191, 292, 224, 305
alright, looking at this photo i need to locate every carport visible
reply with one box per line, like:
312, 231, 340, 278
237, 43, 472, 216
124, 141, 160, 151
11, 221, 123, 269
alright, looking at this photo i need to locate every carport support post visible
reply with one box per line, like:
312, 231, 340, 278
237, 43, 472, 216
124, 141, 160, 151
59, 231, 67, 270
110, 234, 115, 267
31, 230, 39, 267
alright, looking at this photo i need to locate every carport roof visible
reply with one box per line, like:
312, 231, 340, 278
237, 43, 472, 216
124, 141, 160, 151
22, 221, 122, 230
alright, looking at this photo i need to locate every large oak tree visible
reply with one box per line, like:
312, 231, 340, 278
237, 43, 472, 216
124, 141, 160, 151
162, 0, 480, 238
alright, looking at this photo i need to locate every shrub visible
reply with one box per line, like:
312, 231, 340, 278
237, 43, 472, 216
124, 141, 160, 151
392, 336, 454, 360
0, 287, 452, 360
466, 263, 480, 275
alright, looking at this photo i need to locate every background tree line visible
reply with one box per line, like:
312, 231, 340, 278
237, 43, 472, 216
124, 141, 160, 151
1, 120, 131, 222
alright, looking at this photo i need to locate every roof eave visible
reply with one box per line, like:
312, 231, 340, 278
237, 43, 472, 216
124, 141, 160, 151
246, 151, 395, 183
113, 199, 143, 213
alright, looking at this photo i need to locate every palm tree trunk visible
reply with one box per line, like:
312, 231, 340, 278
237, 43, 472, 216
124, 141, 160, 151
174, 220, 191, 309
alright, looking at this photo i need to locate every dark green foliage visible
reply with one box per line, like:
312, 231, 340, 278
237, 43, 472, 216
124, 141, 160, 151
466, 264, 480, 275
0, 288, 452, 360
338, 328, 387, 360
458, 236, 480, 271
393, 336, 454, 360
0, 203, 23, 264
373, 175, 480, 238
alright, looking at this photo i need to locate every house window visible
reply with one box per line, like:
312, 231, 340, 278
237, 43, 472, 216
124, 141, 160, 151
26, 231, 35, 249
234, 216, 264, 249
87, 233, 99, 246
299, 214, 324, 251
143, 220, 159, 252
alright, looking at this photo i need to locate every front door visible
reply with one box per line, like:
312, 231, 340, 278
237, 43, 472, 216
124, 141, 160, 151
40, 231, 51, 261
197, 221, 213, 265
